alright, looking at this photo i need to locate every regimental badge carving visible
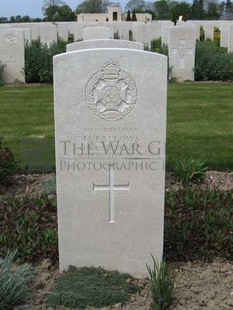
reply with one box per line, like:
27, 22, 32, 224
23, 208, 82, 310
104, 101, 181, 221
4, 34, 17, 45
85, 61, 137, 122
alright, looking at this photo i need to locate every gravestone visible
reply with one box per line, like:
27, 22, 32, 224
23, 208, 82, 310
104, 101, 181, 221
169, 26, 196, 81
135, 22, 161, 47
220, 22, 230, 48
54, 48, 167, 277
66, 39, 144, 52
58, 22, 69, 42
228, 24, 233, 52
204, 21, 215, 41
161, 26, 170, 46
0, 29, 25, 83
83, 26, 114, 40
39, 23, 57, 46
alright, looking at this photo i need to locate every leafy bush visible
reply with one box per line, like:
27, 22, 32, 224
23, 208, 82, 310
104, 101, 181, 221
46, 266, 140, 309
150, 37, 168, 56
147, 257, 175, 310
172, 158, 208, 184
0, 251, 36, 310
0, 61, 5, 86
195, 41, 233, 81
0, 137, 18, 185
24, 40, 66, 83
0, 195, 58, 263
164, 187, 233, 262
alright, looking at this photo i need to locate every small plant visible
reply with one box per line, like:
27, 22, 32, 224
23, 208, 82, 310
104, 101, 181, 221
0, 195, 58, 262
0, 61, 5, 86
41, 174, 56, 195
0, 137, 18, 185
0, 251, 36, 309
164, 187, 233, 262
129, 29, 133, 41
46, 266, 140, 309
172, 158, 207, 184
146, 257, 175, 310
150, 38, 168, 56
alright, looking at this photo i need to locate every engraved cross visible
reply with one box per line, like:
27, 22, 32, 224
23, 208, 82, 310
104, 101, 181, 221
93, 165, 129, 223
172, 40, 193, 69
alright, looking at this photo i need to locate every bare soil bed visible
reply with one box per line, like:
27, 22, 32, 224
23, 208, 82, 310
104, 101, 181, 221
2, 171, 233, 310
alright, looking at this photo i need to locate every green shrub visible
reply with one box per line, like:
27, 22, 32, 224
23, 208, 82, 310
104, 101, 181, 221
147, 257, 175, 310
0, 195, 58, 263
164, 187, 233, 262
24, 40, 66, 83
0, 137, 18, 185
46, 266, 140, 309
172, 158, 207, 184
195, 41, 233, 81
0, 251, 36, 310
0, 62, 5, 86
150, 37, 168, 56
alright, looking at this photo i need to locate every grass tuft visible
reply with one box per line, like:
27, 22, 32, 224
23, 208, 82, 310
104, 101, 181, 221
147, 257, 175, 310
0, 251, 36, 310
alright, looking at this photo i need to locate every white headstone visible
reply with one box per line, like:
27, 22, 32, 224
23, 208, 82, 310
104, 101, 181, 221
54, 48, 167, 277
135, 22, 161, 47
204, 21, 214, 41
161, 26, 170, 46
83, 26, 114, 40
0, 29, 25, 83
58, 22, 69, 42
169, 26, 196, 81
220, 22, 230, 48
228, 24, 233, 52
39, 23, 57, 46
66, 39, 144, 52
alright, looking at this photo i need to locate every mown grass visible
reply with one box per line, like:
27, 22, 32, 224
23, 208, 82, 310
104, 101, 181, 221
167, 82, 233, 171
0, 85, 54, 171
0, 82, 233, 172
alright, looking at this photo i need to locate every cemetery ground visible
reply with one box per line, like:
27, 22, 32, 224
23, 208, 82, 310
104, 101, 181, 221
0, 82, 233, 310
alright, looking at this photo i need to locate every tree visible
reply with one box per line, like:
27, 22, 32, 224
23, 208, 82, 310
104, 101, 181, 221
132, 10, 138, 20
225, 0, 233, 14
76, 0, 110, 14
154, 0, 170, 20
190, 0, 206, 19
43, 0, 65, 20
170, 2, 191, 21
206, 1, 220, 19
125, 0, 146, 12
126, 10, 132, 21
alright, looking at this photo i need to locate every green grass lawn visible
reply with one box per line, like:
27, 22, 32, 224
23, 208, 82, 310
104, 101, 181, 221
0, 82, 233, 172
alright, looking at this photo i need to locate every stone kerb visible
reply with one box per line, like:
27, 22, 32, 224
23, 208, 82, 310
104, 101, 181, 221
53, 48, 167, 277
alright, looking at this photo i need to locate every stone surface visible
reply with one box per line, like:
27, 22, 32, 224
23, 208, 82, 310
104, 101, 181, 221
0, 29, 25, 83
39, 23, 57, 46
228, 24, 233, 52
220, 22, 230, 48
169, 26, 196, 81
66, 39, 144, 52
83, 26, 114, 40
135, 22, 161, 47
54, 48, 167, 277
